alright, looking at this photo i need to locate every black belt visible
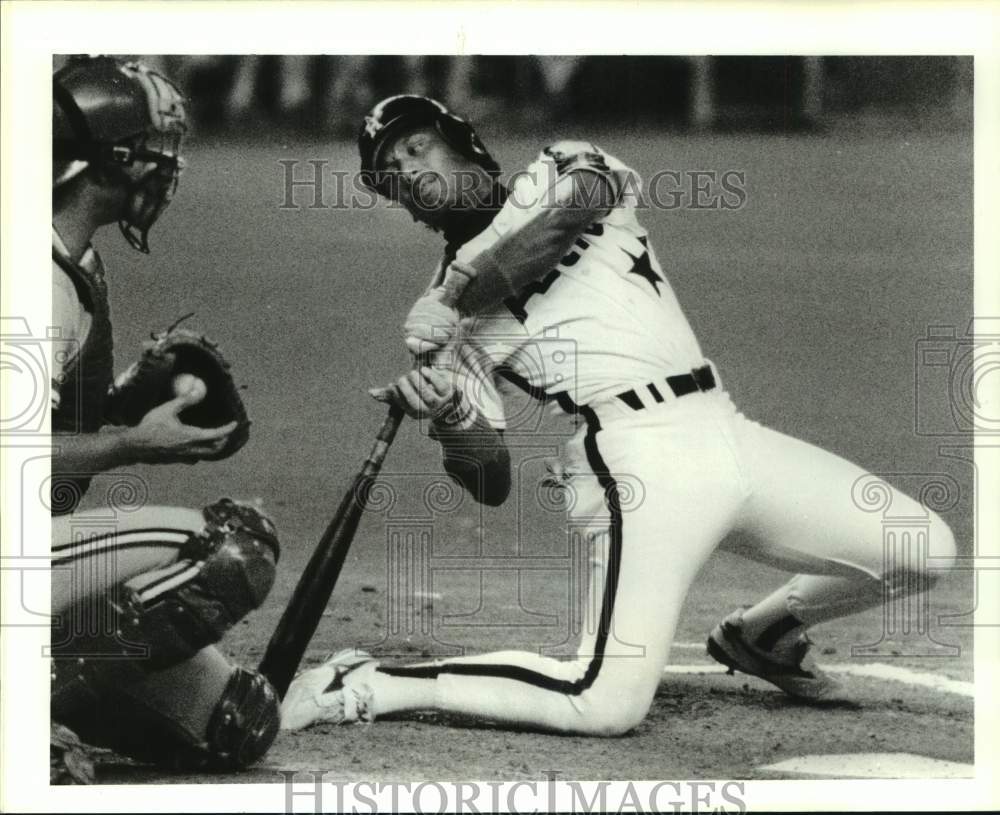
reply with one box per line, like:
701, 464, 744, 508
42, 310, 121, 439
616, 364, 716, 411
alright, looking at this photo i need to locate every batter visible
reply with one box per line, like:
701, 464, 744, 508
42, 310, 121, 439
282, 95, 957, 736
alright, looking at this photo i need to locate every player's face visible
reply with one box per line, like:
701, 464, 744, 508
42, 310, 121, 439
378, 127, 485, 228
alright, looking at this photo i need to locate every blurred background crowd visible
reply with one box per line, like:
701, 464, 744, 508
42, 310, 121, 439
55, 55, 972, 137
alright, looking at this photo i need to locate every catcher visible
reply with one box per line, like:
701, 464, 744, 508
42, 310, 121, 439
50, 56, 280, 782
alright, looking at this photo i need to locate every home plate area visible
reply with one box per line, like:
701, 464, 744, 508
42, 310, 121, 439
662, 642, 974, 780
759, 753, 972, 779
248, 635, 974, 784
239, 562, 976, 783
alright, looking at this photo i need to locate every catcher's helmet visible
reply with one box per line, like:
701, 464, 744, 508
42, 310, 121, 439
53, 56, 188, 253
358, 95, 500, 198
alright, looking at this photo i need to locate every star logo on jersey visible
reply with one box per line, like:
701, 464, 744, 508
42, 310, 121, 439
622, 239, 663, 296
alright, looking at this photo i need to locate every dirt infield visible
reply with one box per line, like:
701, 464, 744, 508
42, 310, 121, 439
88, 128, 974, 782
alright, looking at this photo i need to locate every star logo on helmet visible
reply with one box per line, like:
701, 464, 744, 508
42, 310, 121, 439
364, 115, 382, 138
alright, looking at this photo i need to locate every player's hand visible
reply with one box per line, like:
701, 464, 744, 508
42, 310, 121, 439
123, 387, 238, 465
403, 287, 461, 356
369, 366, 467, 424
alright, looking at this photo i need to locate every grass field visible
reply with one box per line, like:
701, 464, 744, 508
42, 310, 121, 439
89, 126, 974, 781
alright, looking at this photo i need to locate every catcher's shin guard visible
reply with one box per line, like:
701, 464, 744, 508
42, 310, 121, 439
60, 666, 281, 772
195, 666, 282, 770
52, 499, 279, 713
148, 666, 281, 771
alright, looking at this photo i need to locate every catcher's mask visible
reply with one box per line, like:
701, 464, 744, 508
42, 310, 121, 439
358, 94, 501, 199
53, 56, 188, 253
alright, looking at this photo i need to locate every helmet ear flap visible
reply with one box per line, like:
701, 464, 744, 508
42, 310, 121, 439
53, 82, 93, 188
436, 112, 500, 175
432, 113, 501, 176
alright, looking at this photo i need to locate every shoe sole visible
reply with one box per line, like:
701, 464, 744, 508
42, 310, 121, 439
706, 624, 840, 702
706, 630, 741, 675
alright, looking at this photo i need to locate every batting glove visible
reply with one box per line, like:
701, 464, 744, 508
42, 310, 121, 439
403, 293, 459, 356
403, 261, 477, 356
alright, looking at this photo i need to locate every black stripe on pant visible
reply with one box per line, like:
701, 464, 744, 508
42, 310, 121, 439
378, 405, 622, 696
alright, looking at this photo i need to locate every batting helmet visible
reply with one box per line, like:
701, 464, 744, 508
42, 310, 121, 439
53, 56, 188, 253
358, 95, 500, 198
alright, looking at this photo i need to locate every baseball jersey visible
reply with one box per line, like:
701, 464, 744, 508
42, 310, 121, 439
51, 227, 115, 513
445, 141, 706, 422
51, 229, 96, 410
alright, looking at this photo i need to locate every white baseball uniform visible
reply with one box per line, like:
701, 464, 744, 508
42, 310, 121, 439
51, 227, 205, 602
51, 227, 239, 740
368, 142, 957, 734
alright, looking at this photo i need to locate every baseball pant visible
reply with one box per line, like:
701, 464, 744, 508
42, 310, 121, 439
52, 506, 233, 742
368, 388, 957, 734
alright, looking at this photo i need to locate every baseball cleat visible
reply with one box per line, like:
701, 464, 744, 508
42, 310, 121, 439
706, 611, 844, 702
280, 649, 377, 731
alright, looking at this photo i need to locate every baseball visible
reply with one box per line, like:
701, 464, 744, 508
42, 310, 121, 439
172, 373, 207, 402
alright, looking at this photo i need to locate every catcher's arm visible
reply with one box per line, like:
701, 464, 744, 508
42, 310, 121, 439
52, 389, 237, 475
370, 367, 511, 506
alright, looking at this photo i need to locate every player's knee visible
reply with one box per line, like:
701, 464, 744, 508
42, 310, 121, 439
99, 500, 282, 671
581, 701, 651, 737
576, 682, 654, 736
927, 512, 958, 583
54, 502, 281, 690
879, 512, 957, 597
183, 499, 281, 617
930, 513, 957, 562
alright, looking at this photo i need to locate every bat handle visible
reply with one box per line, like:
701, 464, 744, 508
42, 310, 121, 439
361, 403, 405, 478
366, 261, 475, 440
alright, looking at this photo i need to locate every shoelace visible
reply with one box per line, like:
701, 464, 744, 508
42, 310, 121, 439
347, 682, 376, 724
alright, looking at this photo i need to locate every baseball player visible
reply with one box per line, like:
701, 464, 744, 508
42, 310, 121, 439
281, 95, 957, 736
50, 57, 280, 781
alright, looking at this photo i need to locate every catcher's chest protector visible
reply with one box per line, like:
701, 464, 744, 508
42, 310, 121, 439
51, 250, 115, 513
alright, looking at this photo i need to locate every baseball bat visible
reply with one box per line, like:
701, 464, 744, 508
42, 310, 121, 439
259, 265, 473, 698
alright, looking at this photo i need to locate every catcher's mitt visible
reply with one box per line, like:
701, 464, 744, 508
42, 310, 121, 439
106, 316, 250, 460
